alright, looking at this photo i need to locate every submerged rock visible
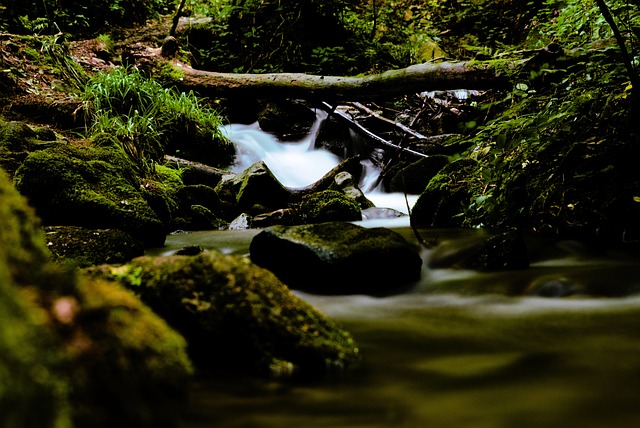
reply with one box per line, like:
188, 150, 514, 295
250, 222, 423, 295
85, 251, 361, 377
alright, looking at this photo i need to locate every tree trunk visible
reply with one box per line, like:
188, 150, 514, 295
170, 59, 517, 101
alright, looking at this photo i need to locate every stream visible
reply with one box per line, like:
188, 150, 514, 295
154, 117, 640, 427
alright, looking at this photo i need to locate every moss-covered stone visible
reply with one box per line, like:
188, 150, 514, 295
0, 170, 72, 428
0, 168, 193, 428
0, 118, 59, 177
13, 144, 166, 246
215, 161, 291, 211
66, 275, 193, 428
384, 155, 449, 194
296, 189, 362, 223
85, 251, 361, 377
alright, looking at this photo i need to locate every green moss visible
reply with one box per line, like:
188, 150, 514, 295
86, 251, 361, 377
13, 145, 166, 246
0, 166, 193, 427
297, 190, 362, 223
155, 62, 186, 84
68, 276, 193, 427
0, 171, 72, 428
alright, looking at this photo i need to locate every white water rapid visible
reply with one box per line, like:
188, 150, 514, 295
220, 111, 419, 219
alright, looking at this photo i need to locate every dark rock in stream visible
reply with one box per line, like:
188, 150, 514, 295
215, 160, 291, 211
257, 99, 317, 141
249, 222, 423, 295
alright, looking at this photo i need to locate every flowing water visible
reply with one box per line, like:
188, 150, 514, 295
158, 119, 640, 427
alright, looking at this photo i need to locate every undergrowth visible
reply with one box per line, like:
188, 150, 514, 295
82, 66, 233, 177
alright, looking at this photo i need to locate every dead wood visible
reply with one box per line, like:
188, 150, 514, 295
168, 56, 517, 101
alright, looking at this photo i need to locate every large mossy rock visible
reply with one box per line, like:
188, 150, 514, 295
383, 155, 449, 194
13, 144, 166, 246
0, 168, 193, 428
250, 222, 423, 295
85, 251, 361, 377
0, 169, 71, 428
65, 275, 193, 428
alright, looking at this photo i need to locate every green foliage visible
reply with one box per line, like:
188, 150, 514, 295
191, 0, 413, 74
0, 0, 176, 37
83, 66, 232, 177
525, 0, 613, 48
440, 48, 637, 237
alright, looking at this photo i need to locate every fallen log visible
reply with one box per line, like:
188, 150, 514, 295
170, 58, 517, 101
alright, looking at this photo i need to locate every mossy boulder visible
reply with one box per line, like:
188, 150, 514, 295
84, 251, 361, 377
0, 168, 193, 427
13, 144, 166, 246
252, 189, 363, 227
0, 169, 72, 428
328, 171, 374, 210
295, 189, 363, 223
0, 118, 58, 178
250, 222, 423, 295
64, 275, 193, 428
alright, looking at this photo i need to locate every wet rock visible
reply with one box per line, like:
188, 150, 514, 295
228, 212, 253, 229
85, 251, 360, 377
384, 155, 449, 194
215, 161, 291, 211
44, 226, 144, 268
428, 230, 529, 271
250, 222, 423, 295
410, 158, 478, 228
362, 207, 407, 220
525, 276, 581, 297
329, 171, 375, 210
13, 145, 166, 246
253, 208, 296, 227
